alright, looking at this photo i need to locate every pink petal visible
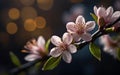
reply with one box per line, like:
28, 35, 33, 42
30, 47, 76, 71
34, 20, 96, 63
66, 22, 76, 33
72, 33, 81, 42
111, 11, 120, 22
62, 33, 73, 45
51, 36, 62, 46
81, 33, 92, 41
106, 6, 113, 18
85, 21, 95, 31
94, 6, 97, 15
50, 47, 63, 57
37, 36, 45, 49
75, 15, 85, 25
62, 51, 72, 63
97, 7, 106, 18
68, 44, 77, 53
25, 54, 41, 61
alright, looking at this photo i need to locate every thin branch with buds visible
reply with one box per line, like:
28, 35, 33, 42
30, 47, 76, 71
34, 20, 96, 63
9, 17, 120, 75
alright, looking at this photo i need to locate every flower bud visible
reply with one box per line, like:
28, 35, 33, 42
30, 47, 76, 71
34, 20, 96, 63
97, 17, 105, 28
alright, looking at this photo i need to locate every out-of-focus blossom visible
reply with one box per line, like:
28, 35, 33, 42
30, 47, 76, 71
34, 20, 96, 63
50, 33, 77, 63
66, 15, 95, 42
100, 35, 118, 58
114, 0, 120, 10
62, 4, 85, 23
23, 36, 46, 61
94, 6, 120, 27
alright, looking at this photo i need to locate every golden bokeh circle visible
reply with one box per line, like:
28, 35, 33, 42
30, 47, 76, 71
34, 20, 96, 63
34, 16, 46, 29
20, 0, 35, 6
6, 22, 18, 34
37, 0, 53, 10
24, 19, 36, 31
8, 8, 20, 20
21, 7, 37, 21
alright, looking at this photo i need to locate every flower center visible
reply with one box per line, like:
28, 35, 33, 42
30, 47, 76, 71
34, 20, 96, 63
76, 24, 85, 35
60, 43, 68, 51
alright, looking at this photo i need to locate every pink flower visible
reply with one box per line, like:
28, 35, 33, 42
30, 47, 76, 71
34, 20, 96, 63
100, 35, 118, 58
23, 36, 46, 61
66, 15, 95, 42
94, 6, 120, 26
50, 33, 77, 63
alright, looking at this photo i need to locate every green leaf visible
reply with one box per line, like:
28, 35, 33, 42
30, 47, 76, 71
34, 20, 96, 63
34, 62, 42, 70
117, 48, 120, 61
9, 52, 21, 67
43, 56, 61, 70
89, 42, 101, 61
90, 13, 98, 22
45, 39, 50, 53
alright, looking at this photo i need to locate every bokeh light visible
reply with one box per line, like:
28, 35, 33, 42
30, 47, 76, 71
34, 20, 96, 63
37, 0, 53, 10
114, 0, 120, 10
6, 22, 18, 34
8, 8, 20, 20
62, 4, 85, 23
24, 19, 36, 31
21, 7, 37, 21
20, 0, 35, 6
34, 16, 46, 29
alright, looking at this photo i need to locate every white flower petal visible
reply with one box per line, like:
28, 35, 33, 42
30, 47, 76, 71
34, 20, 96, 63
81, 33, 92, 41
62, 51, 72, 63
25, 54, 41, 61
75, 15, 85, 25
68, 44, 77, 53
72, 33, 81, 42
66, 22, 76, 33
106, 6, 113, 18
97, 7, 106, 17
85, 21, 95, 31
94, 6, 97, 15
51, 36, 62, 46
50, 47, 63, 57
111, 11, 120, 22
37, 36, 45, 49
62, 33, 73, 45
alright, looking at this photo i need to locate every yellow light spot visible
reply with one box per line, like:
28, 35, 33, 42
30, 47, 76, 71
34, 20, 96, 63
24, 19, 36, 31
8, 8, 20, 20
34, 16, 46, 29
20, 0, 35, 6
6, 22, 18, 34
21, 7, 37, 21
37, 0, 53, 10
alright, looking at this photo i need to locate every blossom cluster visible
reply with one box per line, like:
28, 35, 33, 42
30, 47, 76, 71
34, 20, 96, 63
23, 6, 120, 64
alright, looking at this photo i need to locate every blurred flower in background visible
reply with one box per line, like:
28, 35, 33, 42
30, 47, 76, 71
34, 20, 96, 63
62, 4, 85, 23
114, 0, 120, 10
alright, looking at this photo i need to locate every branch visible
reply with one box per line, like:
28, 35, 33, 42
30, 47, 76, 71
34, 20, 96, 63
9, 17, 120, 75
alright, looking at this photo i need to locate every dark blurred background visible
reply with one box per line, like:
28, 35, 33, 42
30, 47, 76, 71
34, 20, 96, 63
0, 0, 120, 75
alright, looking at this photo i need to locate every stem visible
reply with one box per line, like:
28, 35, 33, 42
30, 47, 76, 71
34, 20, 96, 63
9, 17, 120, 75
9, 56, 49, 75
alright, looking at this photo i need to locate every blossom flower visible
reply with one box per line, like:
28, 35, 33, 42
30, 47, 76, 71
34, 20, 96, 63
100, 35, 118, 58
66, 15, 95, 42
94, 6, 120, 26
23, 36, 46, 61
50, 33, 77, 63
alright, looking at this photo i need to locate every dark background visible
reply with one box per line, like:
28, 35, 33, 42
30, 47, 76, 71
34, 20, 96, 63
0, 0, 120, 75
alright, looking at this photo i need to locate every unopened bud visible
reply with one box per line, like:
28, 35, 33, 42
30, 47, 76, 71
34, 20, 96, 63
113, 26, 120, 32
97, 17, 105, 28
